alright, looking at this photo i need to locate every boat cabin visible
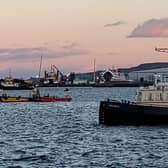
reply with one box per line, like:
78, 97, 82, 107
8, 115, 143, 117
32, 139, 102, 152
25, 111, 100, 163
136, 75, 168, 105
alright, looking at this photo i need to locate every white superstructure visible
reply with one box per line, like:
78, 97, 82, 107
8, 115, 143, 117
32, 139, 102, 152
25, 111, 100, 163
1, 76, 19, 87
136, 75, 168, 106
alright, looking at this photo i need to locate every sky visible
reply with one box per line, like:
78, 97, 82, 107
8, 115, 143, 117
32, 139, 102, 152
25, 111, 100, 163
1, 0, 168, 77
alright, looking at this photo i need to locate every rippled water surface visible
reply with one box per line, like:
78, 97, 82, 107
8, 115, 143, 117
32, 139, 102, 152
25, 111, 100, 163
1, 87, 168, 168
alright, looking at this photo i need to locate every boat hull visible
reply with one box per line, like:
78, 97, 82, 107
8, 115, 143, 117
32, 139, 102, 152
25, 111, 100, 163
99, 100, 168, 125
0, 96, 72, 102
0, 97, 30, 102
33, 96, 72, 102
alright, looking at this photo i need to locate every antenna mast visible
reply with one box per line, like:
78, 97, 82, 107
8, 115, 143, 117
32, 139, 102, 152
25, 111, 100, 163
9, 68, 11, 78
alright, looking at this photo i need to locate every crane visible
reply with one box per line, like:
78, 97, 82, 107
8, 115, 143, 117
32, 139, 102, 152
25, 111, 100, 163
52, 65, 63, 77
155, 47, 168, 53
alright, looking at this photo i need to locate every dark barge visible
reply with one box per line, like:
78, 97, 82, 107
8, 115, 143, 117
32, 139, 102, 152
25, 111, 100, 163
99, 100, 168, 125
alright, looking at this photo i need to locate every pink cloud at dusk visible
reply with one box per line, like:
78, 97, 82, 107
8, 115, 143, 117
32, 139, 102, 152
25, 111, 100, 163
104, 21, 127, 27
0, 45, 90, 77
0, 47, 89, 62
129, 18, 168, 37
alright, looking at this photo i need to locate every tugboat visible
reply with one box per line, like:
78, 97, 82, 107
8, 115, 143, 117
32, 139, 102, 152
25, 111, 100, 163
99, 75, 168, 125
0, 75, 33, 90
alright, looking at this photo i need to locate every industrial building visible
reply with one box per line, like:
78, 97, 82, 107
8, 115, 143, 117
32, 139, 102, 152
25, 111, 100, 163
128, 67, 168, 82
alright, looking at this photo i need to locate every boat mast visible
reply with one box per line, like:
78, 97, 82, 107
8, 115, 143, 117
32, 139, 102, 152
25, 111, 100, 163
93, 58, 96, 83
9, 68, 12, 78
38, 55, 42, 80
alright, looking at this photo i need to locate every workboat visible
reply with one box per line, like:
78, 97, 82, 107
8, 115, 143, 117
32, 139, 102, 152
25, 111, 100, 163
0, 95, 72, 103
99, 75, 168, 125
0, 88, 72, 102
31, 88, 72, 102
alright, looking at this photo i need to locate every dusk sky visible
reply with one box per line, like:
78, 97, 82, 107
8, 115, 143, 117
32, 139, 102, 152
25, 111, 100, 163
1, 0, 168, 77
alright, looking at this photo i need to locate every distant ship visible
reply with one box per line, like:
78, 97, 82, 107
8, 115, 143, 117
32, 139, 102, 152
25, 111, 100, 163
99, 75, 168, 125
93, 68, 140, 87
39, 64, 63, 87
0, 75, 33, 90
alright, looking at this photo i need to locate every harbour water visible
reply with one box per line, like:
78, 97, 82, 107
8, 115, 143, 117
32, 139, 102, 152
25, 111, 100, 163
1, 87, 168, 167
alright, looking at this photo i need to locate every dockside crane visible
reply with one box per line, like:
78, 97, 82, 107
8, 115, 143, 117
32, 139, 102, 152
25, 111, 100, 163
155, 47, 168, 53
52, 65, 64, 77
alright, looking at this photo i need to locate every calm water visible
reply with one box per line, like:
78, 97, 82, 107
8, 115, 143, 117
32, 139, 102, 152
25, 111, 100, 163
1, 87, 168, 168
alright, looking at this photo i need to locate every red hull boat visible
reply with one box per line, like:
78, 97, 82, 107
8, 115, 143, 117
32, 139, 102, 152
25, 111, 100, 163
39, 96, 72, 102
0, 95, 72, 102
31, 88, 72, 102
0, 88, 72, 103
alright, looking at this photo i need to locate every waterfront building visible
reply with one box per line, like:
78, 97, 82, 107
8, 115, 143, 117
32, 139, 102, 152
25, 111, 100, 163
128, 68, 168, 82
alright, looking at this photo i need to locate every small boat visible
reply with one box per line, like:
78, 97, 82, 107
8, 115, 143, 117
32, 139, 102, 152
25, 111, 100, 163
0, 88, 72, 103
64, 88, 69, 92
99, 75, 168, 125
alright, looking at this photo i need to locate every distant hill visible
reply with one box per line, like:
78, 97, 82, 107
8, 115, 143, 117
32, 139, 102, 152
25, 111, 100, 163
119, 62, 168, 73
75, 62, 168, 81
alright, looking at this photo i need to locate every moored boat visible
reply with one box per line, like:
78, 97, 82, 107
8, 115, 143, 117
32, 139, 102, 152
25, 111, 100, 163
99, 75, 168, 125
0, 75, 33, 90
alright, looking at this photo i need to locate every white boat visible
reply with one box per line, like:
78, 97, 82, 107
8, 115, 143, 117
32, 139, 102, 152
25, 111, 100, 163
136, 74, 168, 106
0, 75, 33, 90
1, 76, 19, 88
